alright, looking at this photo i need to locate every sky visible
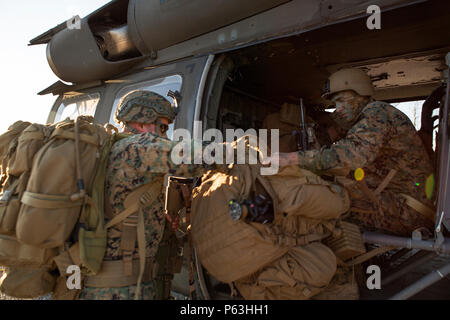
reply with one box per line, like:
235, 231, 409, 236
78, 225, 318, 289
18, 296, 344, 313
0, 0, 110, 133
0, 1, 423, 134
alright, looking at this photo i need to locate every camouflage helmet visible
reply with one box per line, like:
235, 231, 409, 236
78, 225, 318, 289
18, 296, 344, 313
322, 68, 374, 100
114, 90, 177, 125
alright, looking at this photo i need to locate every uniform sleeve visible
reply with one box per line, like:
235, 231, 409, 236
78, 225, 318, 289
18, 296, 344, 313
128, 134, 217, 178
297, 103, 391, 173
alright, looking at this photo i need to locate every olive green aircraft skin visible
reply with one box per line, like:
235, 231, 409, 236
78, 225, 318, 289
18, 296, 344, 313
34, 0, 415, 85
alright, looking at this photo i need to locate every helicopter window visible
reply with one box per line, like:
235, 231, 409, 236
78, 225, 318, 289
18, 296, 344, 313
391, 101, 424, 131
109, 75, 182, 140
54, 93, 100, 122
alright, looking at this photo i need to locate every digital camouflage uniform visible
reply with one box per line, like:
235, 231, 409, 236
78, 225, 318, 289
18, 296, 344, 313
79, 133, 211, 300
297, 101, 435, 236
79, 91, 204, 300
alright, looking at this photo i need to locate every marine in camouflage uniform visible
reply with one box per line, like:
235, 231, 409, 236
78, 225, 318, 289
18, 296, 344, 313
79, 91, 211, 300
277, 68, 435, 236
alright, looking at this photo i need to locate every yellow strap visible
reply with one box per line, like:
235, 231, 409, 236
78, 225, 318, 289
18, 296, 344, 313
21, 191, 84, 209
338, 246, 396, 267
50, 128, 99, 146
400, 193, 435, 222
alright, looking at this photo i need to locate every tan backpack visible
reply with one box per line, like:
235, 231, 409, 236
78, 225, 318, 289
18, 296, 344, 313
190, 164, 350, 286
0, 117, 110, 298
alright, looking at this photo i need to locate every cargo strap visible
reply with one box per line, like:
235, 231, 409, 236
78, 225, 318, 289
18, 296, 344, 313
103, 178, 163, 300
84, 258, 157, 288
400, 193, 435, 222
337, 246, 396, 267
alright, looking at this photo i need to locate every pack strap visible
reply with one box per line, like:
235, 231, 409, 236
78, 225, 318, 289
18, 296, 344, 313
103, 178, 163, 300
104, 179, 163, 229
374, 169, 397, 195
135, 207, 146, 299
400, 193, 435, 222
84, 257, 157, 288
121, 215, 138, 277
357, 169, 398, 213
337, 246, 396, 267
21, 191, 84, 209
50, 127, 99, 146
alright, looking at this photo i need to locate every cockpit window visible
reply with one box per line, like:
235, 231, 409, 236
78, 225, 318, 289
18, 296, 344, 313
54, 93, 100, 122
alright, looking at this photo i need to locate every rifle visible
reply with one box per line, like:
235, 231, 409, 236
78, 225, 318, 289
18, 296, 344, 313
297, 98, 309, 151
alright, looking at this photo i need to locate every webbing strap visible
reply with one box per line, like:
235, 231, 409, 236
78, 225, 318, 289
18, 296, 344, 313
104, 205, 138, 229
21, 191, 84, 209
104, 179, 163, 229
400, 193, 435, 222
84, 258, 157, 288
374, 169, 397, 195
102, 179, 163, 299
359, 181, 381, 207
337, 246, 396, 267
357, 169, 398, 207
135, 208, 146, 300
121, 217, 137, 277
267, 225, 330, 247
50, 128, 99, 146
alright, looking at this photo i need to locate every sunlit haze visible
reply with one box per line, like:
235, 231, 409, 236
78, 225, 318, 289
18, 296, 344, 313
0, 1, 422, 134
0, 0, 110, 133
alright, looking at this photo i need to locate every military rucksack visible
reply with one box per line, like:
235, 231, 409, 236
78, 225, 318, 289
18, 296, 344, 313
0, 117, 112, 298
190, 164, 350, 289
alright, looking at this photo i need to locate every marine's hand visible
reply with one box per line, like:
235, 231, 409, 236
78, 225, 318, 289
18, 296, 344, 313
263, 152, 299, 168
